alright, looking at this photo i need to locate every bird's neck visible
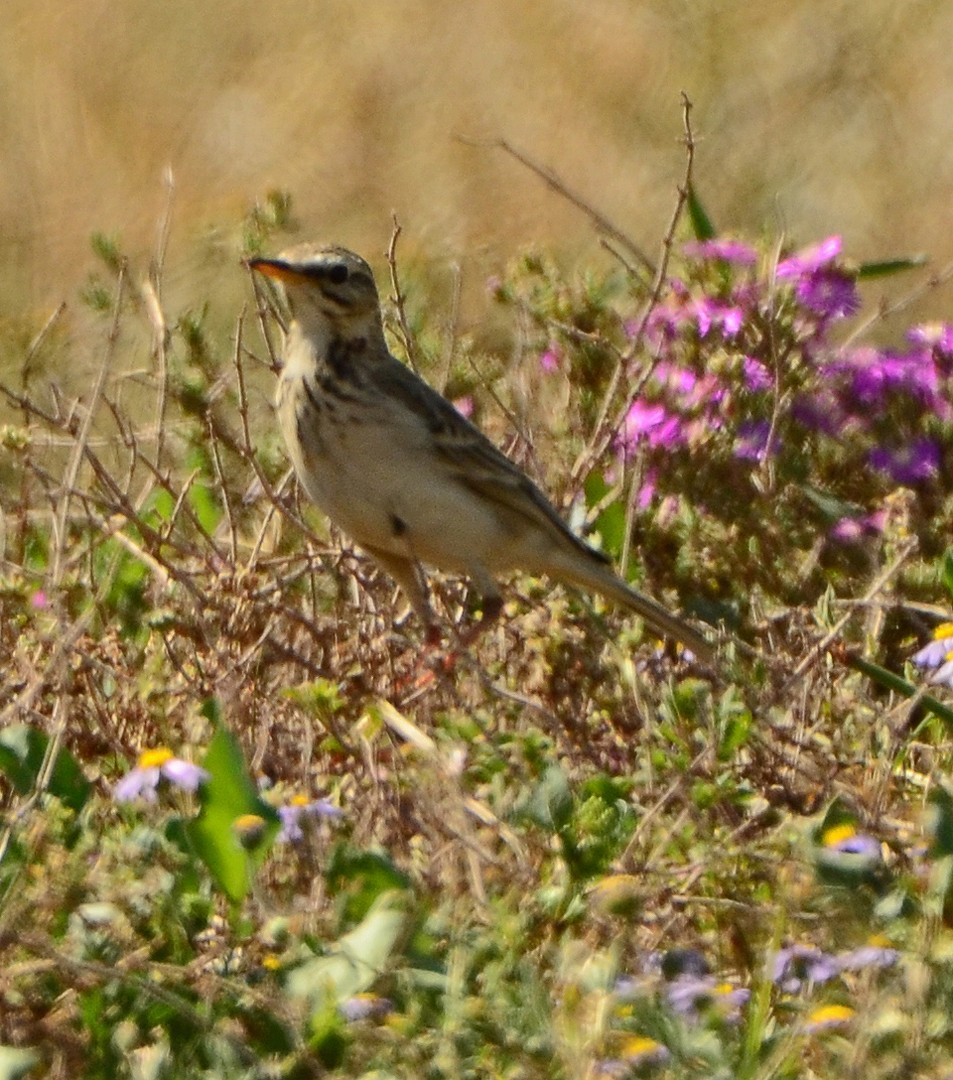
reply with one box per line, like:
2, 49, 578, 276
286, 312, 387, 382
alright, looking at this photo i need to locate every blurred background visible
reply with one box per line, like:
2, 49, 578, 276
3, 0, 952, 346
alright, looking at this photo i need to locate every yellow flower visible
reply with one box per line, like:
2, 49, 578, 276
138, 747, 175, 769
805, 1004, 854, 1032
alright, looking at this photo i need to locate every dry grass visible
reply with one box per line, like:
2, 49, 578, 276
4, 0, 953, 344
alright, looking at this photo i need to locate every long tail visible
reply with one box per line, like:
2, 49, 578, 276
558, 558, 715, 662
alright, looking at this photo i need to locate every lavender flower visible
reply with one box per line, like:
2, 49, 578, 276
339, 993, 393, 1022
772, 944, 838, 993
666, 974, 749, 1021
277, 794, 342, 842
113, 748, 209, 803
912, 624, 953, 688
836, 941, 899, 972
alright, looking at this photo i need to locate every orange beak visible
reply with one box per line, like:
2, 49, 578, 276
246, 257, 309, 285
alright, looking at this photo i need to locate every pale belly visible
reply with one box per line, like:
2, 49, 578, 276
279, 376, 516, 576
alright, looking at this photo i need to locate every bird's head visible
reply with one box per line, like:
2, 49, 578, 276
248, 244, 382, 341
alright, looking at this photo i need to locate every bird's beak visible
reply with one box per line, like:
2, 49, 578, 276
246, 257, 309, 284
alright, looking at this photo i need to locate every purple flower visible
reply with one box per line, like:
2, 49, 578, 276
277, 795, 342, 842
908, 322, 953, 370
913, 625, 953, 669
742, 357, 773, 391
453, 395, 474, 419
776, 236, 843, 278
820, 823, 882, 859
836, 943, 899, 972
31, 590, 49, 610
683, 238, 758, 265
734, 420, 773, 462
830, 510, 886, 543
794, 269, 860, 321
666, 974, 749, 1021
113, 748, 209, 803
772, 945, 838, 993
913, 625, 953, 688
790, 392, 848, 435
693, 297, 744, 338
539, 345, 561, 373
868, 437, 940, 484
339, 993, 393, 1022
828, 347, 942, 412
619, 400, 685, 453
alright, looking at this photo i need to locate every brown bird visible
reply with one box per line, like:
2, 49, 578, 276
249, 243, 713, 660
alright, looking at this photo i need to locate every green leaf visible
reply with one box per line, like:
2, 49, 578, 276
927, 785, 953, 858
687, 184, 716, 241
584, 469, 626, 560
524, 765, 573, 833
185, 724, 279, 904
854, 255, 926, 279
847, 654, 953, 729
287, 891, 407, 1006
0, 725, 90, 812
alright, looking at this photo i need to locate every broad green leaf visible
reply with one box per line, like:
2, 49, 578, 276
0, 725, 90, 812
185, 723, 279, 904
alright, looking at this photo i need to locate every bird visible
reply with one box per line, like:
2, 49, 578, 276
247, 243, 713, 661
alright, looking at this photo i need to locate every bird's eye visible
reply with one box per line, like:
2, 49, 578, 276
328, 263, 349, 285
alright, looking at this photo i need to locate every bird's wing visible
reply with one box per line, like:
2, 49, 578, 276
374, 354, 609, 564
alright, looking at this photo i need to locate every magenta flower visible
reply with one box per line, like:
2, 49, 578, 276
794, 269, 860, 320
113, 748, 209, 803
539, 345, 561, 373
790, 392, 847, 435
830, 510, 886, 543
683, 238, 758, 265
908, 321, 953, 367
693, 297, 744, 337
619, 400, 684, 452
742, 357, 772, 391
776, 236, 842, 278
868, 437, 940, 484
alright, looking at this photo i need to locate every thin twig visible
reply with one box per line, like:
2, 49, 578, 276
484, 137, 656, 276
385, 215, 422, 373
569, 92, 698, 491
50, 262, 126, 590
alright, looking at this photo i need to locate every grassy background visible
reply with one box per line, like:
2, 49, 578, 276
4, 0, 953, 335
